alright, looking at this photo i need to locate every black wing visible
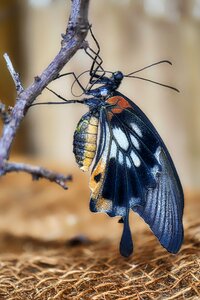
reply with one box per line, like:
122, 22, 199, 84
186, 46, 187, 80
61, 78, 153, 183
89, 92, 184, 257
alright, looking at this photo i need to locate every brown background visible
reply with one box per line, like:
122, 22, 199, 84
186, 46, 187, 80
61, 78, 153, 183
0, 1, 199, 299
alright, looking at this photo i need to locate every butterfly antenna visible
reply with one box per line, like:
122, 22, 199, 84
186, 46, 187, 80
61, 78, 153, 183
126, 60, 172, 76
127, 75, 180, 92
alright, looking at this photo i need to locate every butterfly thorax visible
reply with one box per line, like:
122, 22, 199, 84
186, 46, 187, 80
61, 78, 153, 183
73, 109, 99, 171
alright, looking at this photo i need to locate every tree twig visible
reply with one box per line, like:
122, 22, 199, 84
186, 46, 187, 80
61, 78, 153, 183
0, 0, 90, 187
3, 161, 72, 189
3, 53, 24, 95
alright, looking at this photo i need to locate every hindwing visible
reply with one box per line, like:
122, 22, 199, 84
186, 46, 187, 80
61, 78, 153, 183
89, 92, 184, 257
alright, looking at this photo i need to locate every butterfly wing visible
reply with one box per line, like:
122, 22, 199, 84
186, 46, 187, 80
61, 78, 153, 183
89, 92, 184, 257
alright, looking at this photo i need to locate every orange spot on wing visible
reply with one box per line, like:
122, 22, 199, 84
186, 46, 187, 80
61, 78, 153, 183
111, 107, 124, 114
106, 97, 119, 105
106, 96, 132, 114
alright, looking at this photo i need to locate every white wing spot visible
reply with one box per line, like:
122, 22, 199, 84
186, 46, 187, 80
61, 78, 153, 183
101, 122, 110, 163
119, 151, 124, 164
113, 127, 129, 151
115, 206, 126, 216
155, 146, 161, 164
130, 151, 141, 167
110, 141, 117, 158
151, 165, 160, 178
131, 123, 142, 137
130, 134, 140, 150
126, 157, 132, 168
129, 197, 141, 207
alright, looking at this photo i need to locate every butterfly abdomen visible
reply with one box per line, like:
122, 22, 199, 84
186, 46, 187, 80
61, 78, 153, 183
73, 111, 99, 171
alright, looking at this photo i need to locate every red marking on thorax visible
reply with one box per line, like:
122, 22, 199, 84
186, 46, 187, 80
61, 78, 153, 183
106, 96, 132, 114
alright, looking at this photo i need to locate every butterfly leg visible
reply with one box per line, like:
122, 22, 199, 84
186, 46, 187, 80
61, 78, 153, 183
54, 71, 85, 93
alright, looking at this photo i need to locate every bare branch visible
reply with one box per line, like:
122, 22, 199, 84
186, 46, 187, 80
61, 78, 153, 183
0, 0, 90, 180
3, 53, 24, 95
3, 161, 72, 189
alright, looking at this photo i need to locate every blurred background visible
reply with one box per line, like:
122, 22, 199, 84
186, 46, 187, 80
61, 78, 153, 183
0, 3, 199, 298
0, 0, 200, 189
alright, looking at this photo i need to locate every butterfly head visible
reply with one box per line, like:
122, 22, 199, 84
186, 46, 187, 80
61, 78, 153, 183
85, 71, 124, 101
112, 71, 124, 82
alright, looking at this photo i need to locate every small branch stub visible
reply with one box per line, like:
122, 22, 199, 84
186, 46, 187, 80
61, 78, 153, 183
3, 53, 24, 95
0, 102, 7, 121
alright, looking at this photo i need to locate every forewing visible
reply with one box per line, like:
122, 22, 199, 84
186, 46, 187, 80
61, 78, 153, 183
89, 92, 184, 255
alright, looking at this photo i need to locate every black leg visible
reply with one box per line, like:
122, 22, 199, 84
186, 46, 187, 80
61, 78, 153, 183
55, 71, 85, 93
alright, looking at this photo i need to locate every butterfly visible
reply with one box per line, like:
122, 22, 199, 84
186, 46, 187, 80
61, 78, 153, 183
73, 70, 184, 257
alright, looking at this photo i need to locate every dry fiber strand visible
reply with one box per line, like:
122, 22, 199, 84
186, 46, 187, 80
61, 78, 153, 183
0, 164, 199, 300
